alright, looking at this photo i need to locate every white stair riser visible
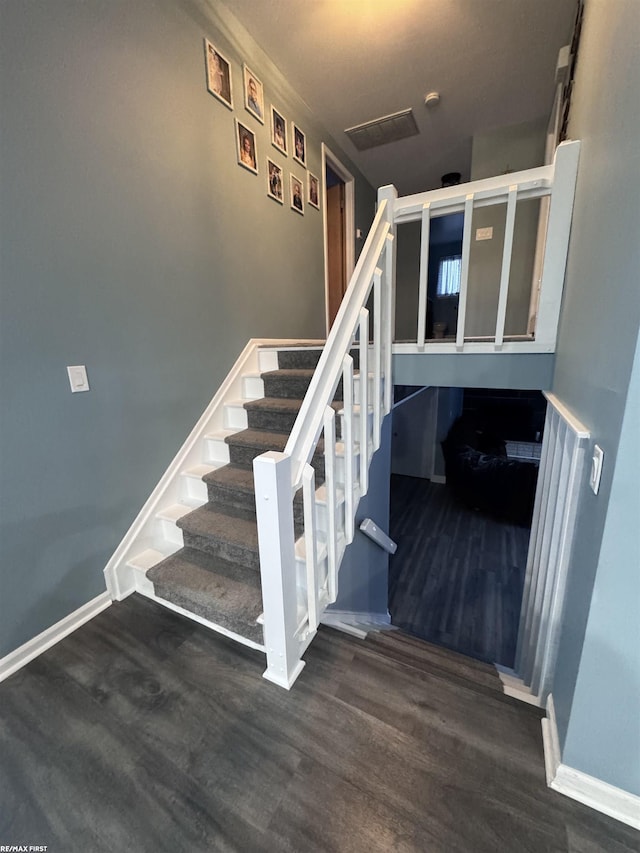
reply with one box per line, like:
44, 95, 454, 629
242, 375, 264, 399
181, 473, 209, 504
224, 403, 248, 430
156, 517, 184, 547
258, 350, 280, 372
203, 436, 231, 466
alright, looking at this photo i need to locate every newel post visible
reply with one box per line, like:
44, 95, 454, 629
377, 184, 397, 414
253, 451, 305, 689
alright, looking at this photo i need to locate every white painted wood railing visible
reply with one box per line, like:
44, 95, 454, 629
391, 140, 580, 353
253, 188, 397, 688
501, 393, 589, 707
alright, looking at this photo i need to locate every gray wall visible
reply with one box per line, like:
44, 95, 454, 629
549, 0, 640, 795
330, 414, 392, 616
562, 335, 640, 793
0, 0, 375, 657
391, 387, 462, 480
393, 353, 555, 391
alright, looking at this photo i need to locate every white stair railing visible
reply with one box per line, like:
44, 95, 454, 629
392, 139, 580, 353
254, 187, 397, 688
253, 141, 581, 689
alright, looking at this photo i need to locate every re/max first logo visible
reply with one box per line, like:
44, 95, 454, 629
0, 846, 48, 851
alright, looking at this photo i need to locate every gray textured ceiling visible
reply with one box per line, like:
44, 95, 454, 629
228, 0, 577, 194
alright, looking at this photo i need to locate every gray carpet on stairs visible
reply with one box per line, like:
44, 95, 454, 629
146, 345, 332, 644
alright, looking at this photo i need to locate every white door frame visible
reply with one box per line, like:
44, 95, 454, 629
321, 143, 355, 335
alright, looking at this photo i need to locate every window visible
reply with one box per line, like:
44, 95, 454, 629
437, 255, 461, 296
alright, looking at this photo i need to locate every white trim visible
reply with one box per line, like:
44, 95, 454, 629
496, 668, 544, 707
543, 694, 640, 830
543, 391, 590, 438
430, 474, 447, 485
103, 338, 312, 600
393, 340, 555, 355
322, 143, 356, 335
0, 592, 112, 683
321, 609, 392, 639
496, 665, 543, 706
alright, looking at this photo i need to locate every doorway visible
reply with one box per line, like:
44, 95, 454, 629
388, 386, 545, 668
322, 144, 355, 332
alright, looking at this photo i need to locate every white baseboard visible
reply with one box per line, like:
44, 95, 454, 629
496, 668, 544, 707
542, 694, 640, 830
0, 592, 112, 683
430, 474, 447, 485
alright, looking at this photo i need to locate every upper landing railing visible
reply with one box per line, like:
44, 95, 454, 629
391, 140, 580, 353
252, 141, 580, 689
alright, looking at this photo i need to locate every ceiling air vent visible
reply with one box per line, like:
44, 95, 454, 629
344, 108, 419, 152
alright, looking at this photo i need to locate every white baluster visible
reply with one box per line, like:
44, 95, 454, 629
456, 193, 474, 349
359, 307, 370, 495
494, 185, 518, 347
342, 354, 355, 542
373, 269, 382, 450
417, 202, 431, 348
323, 406, 338, 603
302, 463, 319, 634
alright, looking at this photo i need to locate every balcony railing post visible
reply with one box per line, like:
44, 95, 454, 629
253, 450, 305, 689
377, 185, 397, 411
533, 140, 581, 347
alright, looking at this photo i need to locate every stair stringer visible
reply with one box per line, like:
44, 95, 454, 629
103, 338, 323, 602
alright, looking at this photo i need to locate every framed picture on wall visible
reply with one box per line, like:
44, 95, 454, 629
290, 173, 304, 215
235, 119, 258, 174
204, 39, 233, 109
271, 106, 287, 156
267, 158, 284, 204
243, 65, 265, 124
292, 124, 306, 166
307, 171, 320, 209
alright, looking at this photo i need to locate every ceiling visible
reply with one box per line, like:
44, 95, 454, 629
228, 0, 578, 195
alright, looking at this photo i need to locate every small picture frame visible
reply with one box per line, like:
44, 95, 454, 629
243, 65, 265, 124
292, 124, 306, 166
204, 39, 233, 109
271, 106, 287, 156
307, 171, 320, 209
235, 119, 258, 174
267, 158, 284, 204
290, 173, 304, 215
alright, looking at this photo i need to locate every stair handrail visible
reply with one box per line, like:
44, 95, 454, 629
284, 196, 393, 489
253, 187, 397, 689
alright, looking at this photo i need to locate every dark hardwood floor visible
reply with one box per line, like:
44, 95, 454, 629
389, 474, 530, 667
1, 595, 638, 852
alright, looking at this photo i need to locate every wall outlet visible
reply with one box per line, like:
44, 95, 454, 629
476, 226, 493, 241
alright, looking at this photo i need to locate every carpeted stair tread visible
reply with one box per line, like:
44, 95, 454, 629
146, 547, 263, 643
226, 427, 290, 454
244, 397, 342, 434
177, 504, 260, 569
262, 369, 324, 401
276, 349, 324, 370
202, 463, 257, 514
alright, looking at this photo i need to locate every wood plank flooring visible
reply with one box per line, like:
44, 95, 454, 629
389, 474, 530, 667
1, 595, 638, 852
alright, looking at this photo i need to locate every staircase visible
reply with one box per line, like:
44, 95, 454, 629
120, 345, 361, 651
105, 151, 581, 689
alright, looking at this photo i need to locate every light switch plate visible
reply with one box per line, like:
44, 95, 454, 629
589, 444, 604, 494
476, 226, 493, 241
67, 365, 90, 393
